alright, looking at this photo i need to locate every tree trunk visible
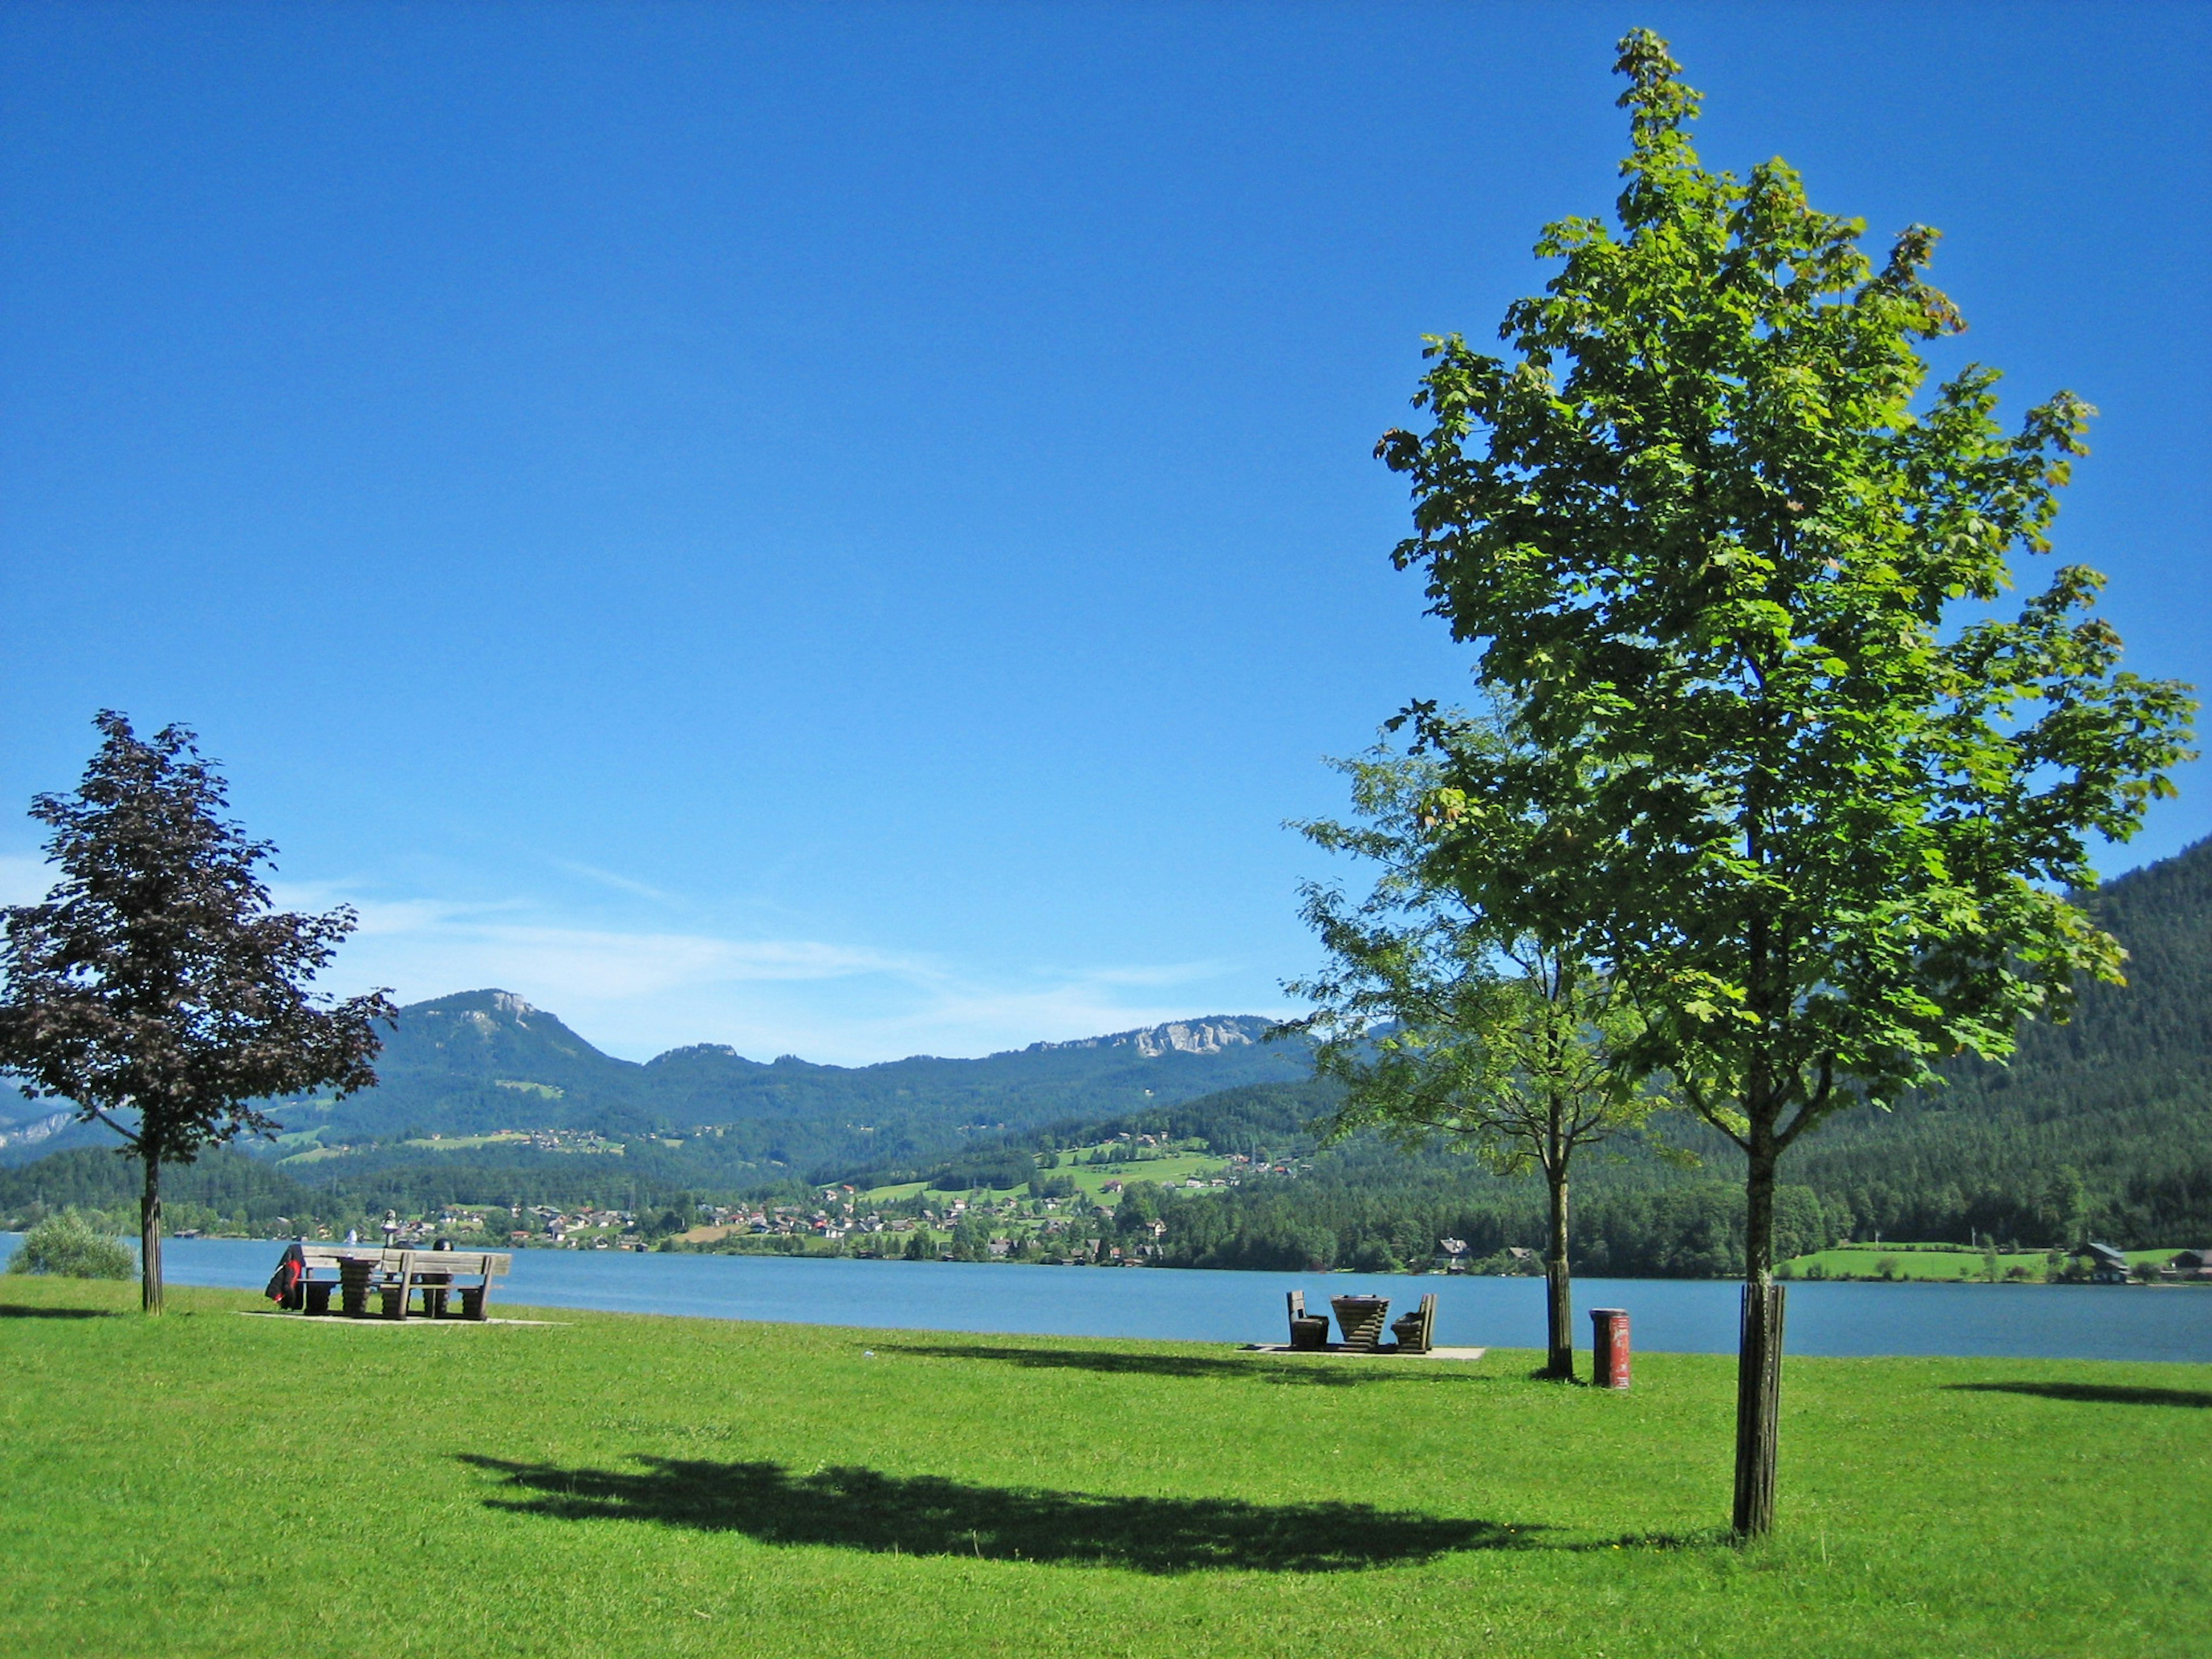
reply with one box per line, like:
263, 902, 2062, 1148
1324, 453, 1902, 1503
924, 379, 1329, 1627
1732, 1142, 1783, 1537
139, 1156, 164, 1316
1543, 1169, 1574, 1380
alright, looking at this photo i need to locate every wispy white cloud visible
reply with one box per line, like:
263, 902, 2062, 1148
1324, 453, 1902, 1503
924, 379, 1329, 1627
309, 888, 1282, 1065
1, 856, 1285, 1065
329, 906, 921, 1001
545, 859, 679, 904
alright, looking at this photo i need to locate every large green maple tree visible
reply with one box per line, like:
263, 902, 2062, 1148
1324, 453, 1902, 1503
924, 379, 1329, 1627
1379, 31, 2195, 1534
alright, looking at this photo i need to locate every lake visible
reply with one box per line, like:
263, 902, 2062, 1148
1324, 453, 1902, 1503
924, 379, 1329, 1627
13, 1234, 2210, 1362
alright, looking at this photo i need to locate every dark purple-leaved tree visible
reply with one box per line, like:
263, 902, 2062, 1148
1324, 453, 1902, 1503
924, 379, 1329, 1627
0, 713, 394, 1312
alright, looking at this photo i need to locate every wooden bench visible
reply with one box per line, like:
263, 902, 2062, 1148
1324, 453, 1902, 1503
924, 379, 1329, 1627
274, 1245, 512, 1321
1286, 1289, 1331, 1350
1389, 1293, 1437, 1354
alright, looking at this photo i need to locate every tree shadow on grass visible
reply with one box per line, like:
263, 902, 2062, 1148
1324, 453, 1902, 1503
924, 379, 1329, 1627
461, 1453, 1544, 1572
1947, 1381, 2212, 1410
0, 1304, 122, 1319
874, 1341, 1495, 1388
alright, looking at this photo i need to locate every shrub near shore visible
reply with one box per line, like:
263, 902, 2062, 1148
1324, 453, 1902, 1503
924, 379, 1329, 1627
3, 1209, 134, 1279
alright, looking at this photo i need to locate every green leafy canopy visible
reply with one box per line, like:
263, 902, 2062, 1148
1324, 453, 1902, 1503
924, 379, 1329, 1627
1376, 30, 2196, 1155
1287, 727, 1663, 1178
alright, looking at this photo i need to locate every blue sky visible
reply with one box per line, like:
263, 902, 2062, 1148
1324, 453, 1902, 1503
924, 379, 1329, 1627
3, 3, 2206, 1063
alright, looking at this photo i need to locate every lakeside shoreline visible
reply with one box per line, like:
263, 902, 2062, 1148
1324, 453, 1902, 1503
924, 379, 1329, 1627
22, 1232, 2210, 1363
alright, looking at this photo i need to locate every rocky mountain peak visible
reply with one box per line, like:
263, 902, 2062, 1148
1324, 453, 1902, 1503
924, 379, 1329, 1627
1024, 1015, 1275, 1059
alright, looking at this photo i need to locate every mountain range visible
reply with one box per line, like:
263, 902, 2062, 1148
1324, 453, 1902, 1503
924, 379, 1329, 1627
5, 835, 2209, 1255
0, 995, 1312, 1191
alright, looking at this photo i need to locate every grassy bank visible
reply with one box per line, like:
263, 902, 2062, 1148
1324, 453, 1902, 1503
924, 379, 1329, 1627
855, 1143, 1232, 1209
1781, 1243, 2183, 1282
1, 1277, 2205, 1658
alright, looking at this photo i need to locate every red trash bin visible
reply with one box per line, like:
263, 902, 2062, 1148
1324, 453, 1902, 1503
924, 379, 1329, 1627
1590, 1307, 1630, 1389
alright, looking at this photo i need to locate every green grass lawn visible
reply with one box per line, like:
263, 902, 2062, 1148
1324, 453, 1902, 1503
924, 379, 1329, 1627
271, 1142, 351, 1165
1782, 1244, 2184, 1282
1058, 1149, 1228, 1200
854, 1177, 932, 1203
855, 1149, 1230, 1210
2, 1276, 2205, 1658
1782, 1245, 2052, 1281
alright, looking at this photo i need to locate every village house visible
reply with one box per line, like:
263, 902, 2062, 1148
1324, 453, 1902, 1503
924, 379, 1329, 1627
2164, 1247, 2212, 1280
2070, 1241, 2132, 1283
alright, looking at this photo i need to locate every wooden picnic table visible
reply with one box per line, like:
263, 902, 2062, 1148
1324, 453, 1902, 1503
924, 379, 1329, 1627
270, 1245, 512, 1321
1270, 1290, 1440, 1355
1330, 1294, 1391, 1351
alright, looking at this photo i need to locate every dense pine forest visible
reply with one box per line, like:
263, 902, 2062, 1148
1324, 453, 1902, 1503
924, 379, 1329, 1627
953, 836, 2212, 1272
1139, 839, 2212, 1268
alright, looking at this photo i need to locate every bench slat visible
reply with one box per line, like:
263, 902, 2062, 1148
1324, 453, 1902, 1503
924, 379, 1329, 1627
293, 1247, 509, 1274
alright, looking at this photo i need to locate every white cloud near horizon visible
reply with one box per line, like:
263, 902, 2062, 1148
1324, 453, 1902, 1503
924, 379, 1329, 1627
0, 854, 1294, 1065
304, 889, 1283, 1066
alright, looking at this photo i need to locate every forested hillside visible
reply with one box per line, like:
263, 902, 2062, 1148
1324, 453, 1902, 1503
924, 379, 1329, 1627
0, 1142, 712, 1239
0, 993, 1313, 1199
1782, 835, 2212, 1245
1102, 839, 2212, 1268
923, 838, 2212, 1273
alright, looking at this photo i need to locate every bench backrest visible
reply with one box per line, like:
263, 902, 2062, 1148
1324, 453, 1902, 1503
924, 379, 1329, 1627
397, 1251, 511, 1277
1394, 1293, 1437, 1340
293, 1245, 510, 1277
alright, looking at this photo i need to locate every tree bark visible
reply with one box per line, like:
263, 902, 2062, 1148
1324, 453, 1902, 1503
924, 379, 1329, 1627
139, 1156, 164, 1315
1543, 1168, 1574, 1380
1733, 1141, 1783, 1537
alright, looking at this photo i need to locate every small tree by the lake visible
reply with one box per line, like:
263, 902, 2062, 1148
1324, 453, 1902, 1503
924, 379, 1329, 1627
1287, 721, 1669, 1380
0, 712, 396, 1313
1372, 32, 2194, 1534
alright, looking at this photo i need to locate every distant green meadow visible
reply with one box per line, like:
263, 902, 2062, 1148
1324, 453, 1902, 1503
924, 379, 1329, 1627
1779, 1243, 2183, 1282
1, 1276, 2205, 1657
854, 1142, 1233, 1207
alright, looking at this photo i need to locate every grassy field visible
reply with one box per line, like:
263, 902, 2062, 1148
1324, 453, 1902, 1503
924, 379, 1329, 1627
854, 1176, 933, 1203
2, 1277, 2206, 1658
1781, 1245, 2052, 1281
1780, 1244, 2182, 1282
1056, 1148, 1228, 1199
855, 1146, 1232, 1209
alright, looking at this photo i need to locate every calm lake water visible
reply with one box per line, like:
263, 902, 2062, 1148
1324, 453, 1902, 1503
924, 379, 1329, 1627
12, 1233, 2209, 1363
